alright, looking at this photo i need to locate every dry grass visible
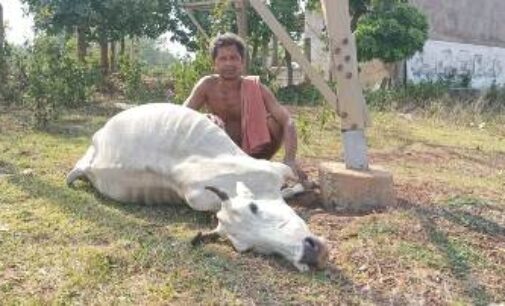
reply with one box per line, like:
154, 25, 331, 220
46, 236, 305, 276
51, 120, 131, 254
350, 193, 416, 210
1, 102, 504, 305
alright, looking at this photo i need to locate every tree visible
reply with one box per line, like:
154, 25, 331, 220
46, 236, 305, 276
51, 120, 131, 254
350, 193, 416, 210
307, 0, 427, 86
22, 0, 176, 75
0, 3, 4, 100
0, 3, 4, 56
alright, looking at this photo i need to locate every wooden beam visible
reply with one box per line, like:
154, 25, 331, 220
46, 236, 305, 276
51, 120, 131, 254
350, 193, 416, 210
248, 0, 339, 112
185, 9, 210, 41
181, 1, 220, 10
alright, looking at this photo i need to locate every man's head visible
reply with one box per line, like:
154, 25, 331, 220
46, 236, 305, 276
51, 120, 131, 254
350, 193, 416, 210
210, 32, 246, 80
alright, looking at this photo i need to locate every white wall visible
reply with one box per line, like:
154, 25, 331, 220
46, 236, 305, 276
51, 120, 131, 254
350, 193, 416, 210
407, 40, 505, 88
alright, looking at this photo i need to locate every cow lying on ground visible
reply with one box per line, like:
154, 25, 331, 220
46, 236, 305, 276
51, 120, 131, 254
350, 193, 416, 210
67, 103, 328, 271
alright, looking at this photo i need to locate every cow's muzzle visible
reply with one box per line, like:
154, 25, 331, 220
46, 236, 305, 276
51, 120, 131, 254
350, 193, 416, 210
299, 236, 329, 270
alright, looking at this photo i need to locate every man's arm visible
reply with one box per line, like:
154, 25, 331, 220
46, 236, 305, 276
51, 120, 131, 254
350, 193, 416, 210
183, 76, 210, 110
260, 84, 298, 163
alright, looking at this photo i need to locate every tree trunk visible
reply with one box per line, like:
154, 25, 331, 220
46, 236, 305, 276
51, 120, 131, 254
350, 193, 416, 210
381, 61, 404, 89
251, 41, 258, 66
0, 3, 4, 56
285, 50, 293, 86
272, 36, 278, 66
99, 34, 109, 76
260, 39, 269, 66
76, 25, 87, 63
110, 41, 116, 72
120, 37, 125, 57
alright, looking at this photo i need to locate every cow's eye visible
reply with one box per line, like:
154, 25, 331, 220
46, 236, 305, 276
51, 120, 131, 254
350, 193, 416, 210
249, 202, 258, 214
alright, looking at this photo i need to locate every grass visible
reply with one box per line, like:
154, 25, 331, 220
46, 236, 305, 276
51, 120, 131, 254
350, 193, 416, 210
1, 101, 504, 305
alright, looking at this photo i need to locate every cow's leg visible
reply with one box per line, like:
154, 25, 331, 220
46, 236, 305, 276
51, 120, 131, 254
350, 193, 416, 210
184, 188, 221, 212
66, 168, 88, 186
67, 145, 94, 186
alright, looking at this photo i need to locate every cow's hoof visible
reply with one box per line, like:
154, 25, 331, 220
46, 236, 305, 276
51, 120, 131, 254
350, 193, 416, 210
191, 232, 203, 246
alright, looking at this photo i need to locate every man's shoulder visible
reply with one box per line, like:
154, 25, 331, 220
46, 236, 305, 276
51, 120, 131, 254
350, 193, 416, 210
199, 74, 219, 85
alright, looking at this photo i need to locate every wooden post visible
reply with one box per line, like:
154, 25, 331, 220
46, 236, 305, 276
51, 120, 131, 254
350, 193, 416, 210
235, 0, 248, 70
248, 0, 338, 111
321, 0, 370, 170
235, 0, 248, 40
186, 9, 210, 41
303, 37, 311, 82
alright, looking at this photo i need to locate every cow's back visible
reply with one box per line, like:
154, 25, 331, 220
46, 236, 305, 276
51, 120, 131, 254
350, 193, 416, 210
79, 103, 244, 205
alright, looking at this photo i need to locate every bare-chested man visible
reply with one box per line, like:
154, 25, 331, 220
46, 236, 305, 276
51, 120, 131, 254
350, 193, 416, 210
183, 32, 306, 180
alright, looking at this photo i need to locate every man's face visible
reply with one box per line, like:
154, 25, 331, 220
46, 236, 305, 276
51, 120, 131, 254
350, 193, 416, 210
213, 45, 244, 80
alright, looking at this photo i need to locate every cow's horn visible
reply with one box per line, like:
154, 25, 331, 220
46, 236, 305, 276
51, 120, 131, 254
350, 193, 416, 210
205, 186, 232, 210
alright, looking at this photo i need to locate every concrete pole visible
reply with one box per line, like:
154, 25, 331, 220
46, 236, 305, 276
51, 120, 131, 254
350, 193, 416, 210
320, 0, 370, 170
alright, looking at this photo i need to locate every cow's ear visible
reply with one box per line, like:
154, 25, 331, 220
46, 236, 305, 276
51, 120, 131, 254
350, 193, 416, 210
236, 181, 254, 199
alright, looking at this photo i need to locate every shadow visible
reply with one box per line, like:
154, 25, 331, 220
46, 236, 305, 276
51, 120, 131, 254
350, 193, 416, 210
6, 167, 214, 244
40, 103, 123, 139
394, 197, 494, 305
421, 141, 505, 169
287, 189, 389, 219
440, 208, 505, 238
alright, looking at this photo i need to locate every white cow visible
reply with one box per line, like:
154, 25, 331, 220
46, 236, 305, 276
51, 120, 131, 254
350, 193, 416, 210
67, 103, 328, 271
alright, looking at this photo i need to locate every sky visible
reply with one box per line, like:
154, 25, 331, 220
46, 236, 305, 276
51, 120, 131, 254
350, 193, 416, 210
0, 0, 188, 57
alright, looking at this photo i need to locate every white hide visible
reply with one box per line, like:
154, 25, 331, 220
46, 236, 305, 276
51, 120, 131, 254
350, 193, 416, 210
69, 103, 294, 211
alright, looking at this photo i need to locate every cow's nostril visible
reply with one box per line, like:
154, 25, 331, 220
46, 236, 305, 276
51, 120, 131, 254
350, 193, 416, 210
300, 236, 328, 270
304, 237, 317, 250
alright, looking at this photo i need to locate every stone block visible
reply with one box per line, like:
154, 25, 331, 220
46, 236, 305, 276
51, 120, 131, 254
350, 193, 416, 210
319, 162, 394, 213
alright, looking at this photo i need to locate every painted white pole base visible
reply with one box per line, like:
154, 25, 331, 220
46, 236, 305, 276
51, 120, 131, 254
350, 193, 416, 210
342, 129, 369, 170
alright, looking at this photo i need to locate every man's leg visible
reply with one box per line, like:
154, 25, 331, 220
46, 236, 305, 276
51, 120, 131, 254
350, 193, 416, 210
251, 116, 283, 160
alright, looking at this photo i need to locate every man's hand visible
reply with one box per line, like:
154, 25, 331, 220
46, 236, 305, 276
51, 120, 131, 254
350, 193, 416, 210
283, 159, 308, 184
206, 114, 225, 129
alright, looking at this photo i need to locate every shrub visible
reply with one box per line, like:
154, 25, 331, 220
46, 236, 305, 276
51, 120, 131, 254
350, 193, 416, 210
24, 35, 95, 127
275, 82, 323, 106
118, 55, 145, 102
168, 52, 212, 104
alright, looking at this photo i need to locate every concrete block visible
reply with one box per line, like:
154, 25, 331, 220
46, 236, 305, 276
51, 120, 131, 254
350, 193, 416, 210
319, 162, 394, 213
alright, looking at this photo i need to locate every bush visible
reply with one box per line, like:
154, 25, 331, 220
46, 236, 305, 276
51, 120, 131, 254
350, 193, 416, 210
169, 52, 212, 104
275, 82, 323, 106
0, 44, 30, 106
118, 55, 145, 102
24, 35, 95, 127
365, 81, 449, 111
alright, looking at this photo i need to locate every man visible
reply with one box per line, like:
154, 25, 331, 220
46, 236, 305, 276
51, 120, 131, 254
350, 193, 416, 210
184, 32, 306, 181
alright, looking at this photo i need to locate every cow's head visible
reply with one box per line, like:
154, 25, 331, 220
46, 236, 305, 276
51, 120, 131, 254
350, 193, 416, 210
201, 182, 328, 272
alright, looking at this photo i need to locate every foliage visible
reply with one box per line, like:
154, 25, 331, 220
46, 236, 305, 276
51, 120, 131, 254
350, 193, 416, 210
307, 0, 428, 63
118, 55, 144, 102
0, 44, 30, 105
1, 35, 96, 127
275, 83, 323, 105
483, 82, 505, 109
365, 81, 448, 111
22, 0, 177, 75
355, 2, 428, 62
168, 52, 212, 104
